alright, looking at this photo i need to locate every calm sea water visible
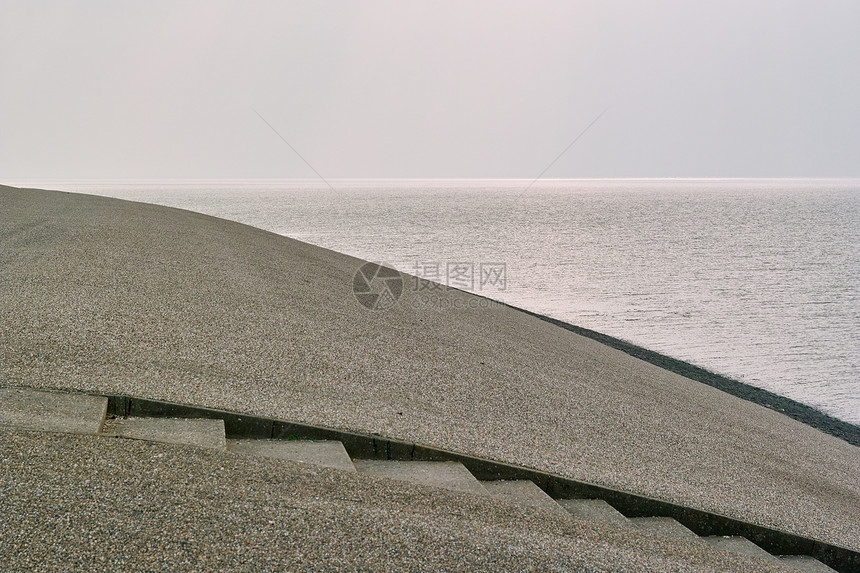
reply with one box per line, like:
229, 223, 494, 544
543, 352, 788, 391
26, 179, 860, 425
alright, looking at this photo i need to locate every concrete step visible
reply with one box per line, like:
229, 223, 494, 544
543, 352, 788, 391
0, 388, 107, 435
779, 555, 838, 572
114, 417, 226, 450
557, 498, 630, 528
628, 516, 699, 540
480, 480, 565, 513
702, 536, 777, 562
228, 439, 355, 472
352, 460, 488, 496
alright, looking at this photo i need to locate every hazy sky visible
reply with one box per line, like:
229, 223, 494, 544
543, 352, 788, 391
2, 1, 859, 179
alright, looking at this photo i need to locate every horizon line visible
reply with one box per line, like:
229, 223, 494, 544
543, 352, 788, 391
6, 176, 860, 184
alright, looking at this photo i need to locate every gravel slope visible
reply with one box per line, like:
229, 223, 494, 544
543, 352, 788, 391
0, 428, 799, 573
1, 184, 858, 554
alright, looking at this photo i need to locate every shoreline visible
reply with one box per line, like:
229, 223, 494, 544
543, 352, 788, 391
413, 269, 860, 447
502, 303, 860, 447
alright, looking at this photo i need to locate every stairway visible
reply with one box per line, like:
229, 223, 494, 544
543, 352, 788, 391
629, 516, 698, 540
353, 460, 488, 496
480, 479, 567, 513
110, 417, 227, 449
0, 388, 845, 572
228, 439, 356, 472
0, 387, 108, 434
703, 535, 780, 562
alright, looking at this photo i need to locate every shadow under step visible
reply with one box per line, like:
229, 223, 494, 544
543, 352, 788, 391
0, 388, 107, 435
353, 460, 488, 496
557, 498, 630, 528
228, 439, 355, 472
481, 480, 567, 513
779, 555, 839, 572
113, 417, 226, 450
703, 535, 776, 562
628, 516, 699, 540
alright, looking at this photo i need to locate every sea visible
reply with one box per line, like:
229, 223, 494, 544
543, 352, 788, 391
19, 178, 860, 425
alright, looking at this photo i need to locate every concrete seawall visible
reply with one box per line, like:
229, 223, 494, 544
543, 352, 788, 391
1, 184, 858, 554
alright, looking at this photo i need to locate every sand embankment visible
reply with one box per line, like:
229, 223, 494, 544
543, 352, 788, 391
1, 185, 858, 552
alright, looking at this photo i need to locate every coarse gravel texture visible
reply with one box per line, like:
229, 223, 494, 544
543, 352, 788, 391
1, 185, 859, 554
0, 427, 802, 572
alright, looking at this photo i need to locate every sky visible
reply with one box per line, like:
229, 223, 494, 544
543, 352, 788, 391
1, 0, 859, 180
